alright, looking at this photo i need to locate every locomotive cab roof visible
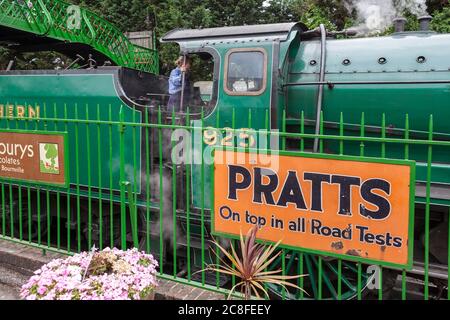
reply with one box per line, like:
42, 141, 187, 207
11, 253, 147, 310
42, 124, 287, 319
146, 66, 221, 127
161, 22, 307, 43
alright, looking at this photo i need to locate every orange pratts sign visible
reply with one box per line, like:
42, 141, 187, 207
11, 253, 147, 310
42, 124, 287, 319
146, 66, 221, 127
213, 150, 415, 269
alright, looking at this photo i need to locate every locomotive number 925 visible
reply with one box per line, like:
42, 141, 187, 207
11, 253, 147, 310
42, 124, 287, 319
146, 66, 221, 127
203, 127, 257, 148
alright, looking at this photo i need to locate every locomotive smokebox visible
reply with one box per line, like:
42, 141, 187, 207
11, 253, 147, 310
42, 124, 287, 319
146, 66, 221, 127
418, 15, 432, 31
393, 17, 407, 33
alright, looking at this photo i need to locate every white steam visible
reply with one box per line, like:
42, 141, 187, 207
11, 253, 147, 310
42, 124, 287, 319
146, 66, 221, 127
346, 0, 428, 35
148, 170, 182, 249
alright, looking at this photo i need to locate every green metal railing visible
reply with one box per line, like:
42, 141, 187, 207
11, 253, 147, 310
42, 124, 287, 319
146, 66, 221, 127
0, 102, 449, 300
0, 0, 159, 74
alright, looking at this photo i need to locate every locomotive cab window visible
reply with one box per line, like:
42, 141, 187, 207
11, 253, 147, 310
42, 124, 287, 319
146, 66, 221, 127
224, 49, 267, 96
164, 50, 218, 116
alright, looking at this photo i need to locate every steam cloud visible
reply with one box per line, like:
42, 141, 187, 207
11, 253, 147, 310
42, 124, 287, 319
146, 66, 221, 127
148, 170, 182, 249
346, 0, 428, 35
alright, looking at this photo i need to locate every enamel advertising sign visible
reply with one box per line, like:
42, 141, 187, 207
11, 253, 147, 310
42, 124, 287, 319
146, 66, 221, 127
213, 150, 415, 269
0, 131, 68, 187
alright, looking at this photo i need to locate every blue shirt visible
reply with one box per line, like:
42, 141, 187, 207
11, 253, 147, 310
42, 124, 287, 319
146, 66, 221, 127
168, 67, 183, 94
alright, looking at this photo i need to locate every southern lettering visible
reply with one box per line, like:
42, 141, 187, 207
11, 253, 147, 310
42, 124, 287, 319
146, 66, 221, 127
0, 104, 40, 119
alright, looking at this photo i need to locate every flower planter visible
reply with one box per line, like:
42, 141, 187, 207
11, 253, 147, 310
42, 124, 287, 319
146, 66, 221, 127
20, 248, 158, 300
143, 289, 155, 300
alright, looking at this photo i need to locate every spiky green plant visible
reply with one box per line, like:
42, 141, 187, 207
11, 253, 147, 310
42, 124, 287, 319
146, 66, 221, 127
204, 225, 307, 300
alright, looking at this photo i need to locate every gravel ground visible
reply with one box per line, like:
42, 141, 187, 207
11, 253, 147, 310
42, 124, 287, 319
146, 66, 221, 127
0, 283, 20, 300
0, 265, 28, 300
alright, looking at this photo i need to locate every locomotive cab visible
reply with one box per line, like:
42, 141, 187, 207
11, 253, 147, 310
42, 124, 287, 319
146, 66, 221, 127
161, 23, 308, 210
161, 23, 307, 131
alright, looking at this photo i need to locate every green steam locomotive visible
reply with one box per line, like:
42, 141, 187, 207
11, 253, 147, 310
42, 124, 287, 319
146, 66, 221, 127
0, 5, 449, 299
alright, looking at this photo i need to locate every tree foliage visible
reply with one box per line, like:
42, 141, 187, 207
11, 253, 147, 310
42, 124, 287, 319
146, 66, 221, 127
290, 0, 354, 30
431, 1, 450, 32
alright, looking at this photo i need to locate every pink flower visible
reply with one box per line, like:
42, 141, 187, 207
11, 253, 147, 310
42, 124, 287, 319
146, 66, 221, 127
21, 248, 158, 300
37, 286, 47, 295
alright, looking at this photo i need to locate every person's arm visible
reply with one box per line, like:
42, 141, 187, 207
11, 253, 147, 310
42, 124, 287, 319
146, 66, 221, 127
170, 68, 182, 87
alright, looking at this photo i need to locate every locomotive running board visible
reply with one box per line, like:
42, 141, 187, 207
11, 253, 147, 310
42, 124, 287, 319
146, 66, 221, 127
415, 182, 450, 205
